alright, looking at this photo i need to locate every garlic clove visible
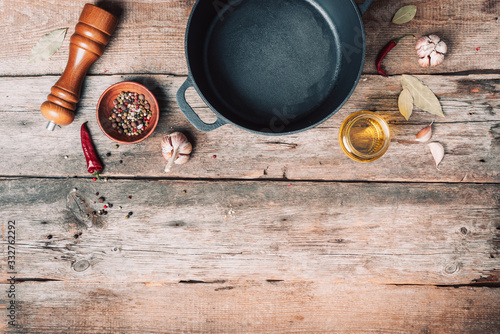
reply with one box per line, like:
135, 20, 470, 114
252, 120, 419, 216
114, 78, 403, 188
428, 34, 441, 44
429, 51, 445, 67
428, 142, 444, 168
418, 56, 431, 68
435, 41, 447, 54
175, 154, 190, 165
178, 141, 193, 155
415, 36, 431, 50
415, 122, 433, 142
417, 43, 435, 58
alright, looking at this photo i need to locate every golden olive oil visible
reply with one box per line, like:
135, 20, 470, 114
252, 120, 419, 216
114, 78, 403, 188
339, 111, 391, 162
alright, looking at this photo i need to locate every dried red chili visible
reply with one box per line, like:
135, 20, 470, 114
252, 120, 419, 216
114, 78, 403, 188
376, 34, 414, 77
81, 122, 103, 180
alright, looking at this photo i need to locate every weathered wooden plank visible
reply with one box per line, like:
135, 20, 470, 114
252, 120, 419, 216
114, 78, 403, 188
0, 0, 499, 76
2, 282, 500, 334
1, 179, 498, 285
1, 75, 499, 182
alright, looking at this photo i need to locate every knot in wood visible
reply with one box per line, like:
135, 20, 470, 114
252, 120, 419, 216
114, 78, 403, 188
444, 263, 459, 275
72, 260, 90, 272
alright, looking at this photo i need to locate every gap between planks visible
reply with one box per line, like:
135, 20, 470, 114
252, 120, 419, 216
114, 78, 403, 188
1, 175, 499, 185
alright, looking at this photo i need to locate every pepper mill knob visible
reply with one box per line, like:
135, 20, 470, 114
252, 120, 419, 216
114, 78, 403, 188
41, 4, 118, 130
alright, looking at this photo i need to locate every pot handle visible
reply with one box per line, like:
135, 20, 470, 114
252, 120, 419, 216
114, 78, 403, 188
176, 77, 226, 132
358, 0, 374, 15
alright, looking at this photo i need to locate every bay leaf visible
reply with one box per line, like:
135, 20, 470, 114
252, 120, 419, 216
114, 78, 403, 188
392, 5, 417, 24
401, 74, 444, 117
28, 28, 68, 63
398, 88, 414, 120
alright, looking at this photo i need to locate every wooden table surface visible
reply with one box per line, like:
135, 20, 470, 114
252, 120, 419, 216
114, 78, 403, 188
1, 0, 499, 333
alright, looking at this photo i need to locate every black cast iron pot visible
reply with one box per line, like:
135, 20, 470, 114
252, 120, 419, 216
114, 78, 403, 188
177, 0, 374, 135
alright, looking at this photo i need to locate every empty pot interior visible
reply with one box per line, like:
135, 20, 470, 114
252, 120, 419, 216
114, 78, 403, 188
186, 0, 365, 134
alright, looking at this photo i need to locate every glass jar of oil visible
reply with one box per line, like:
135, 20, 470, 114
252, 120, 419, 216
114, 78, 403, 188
339, 111, 391, 162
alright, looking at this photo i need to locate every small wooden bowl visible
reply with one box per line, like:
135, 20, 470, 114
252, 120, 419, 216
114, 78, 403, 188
96, 81, 159, 144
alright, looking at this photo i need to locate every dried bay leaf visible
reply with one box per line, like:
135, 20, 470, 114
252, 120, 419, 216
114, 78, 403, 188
28, 28, 68, 63
398, 88, 414, 120
401, 74, 444, 117
392, 5, 417, 24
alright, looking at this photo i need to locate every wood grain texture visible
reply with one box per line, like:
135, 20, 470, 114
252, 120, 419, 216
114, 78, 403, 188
1, 179, 498, 285
2, 1, 500, 332
0, 0, 499, 77
1, 75, 498, 182
2, 281, 499, 334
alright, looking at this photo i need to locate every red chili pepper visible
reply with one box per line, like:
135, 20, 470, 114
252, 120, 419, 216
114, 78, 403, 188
376, 34, 414, 77
81, 122, 104, 180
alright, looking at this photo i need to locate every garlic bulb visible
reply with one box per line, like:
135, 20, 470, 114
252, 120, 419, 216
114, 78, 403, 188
161, 132, 192, 173
416, 35, 447, 67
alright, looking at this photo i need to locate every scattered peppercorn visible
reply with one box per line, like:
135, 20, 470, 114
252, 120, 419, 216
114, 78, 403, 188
128, 196, 132, 199
95, 192, 99, 196
125, 215, 130, 219
182, 190, 187, 194
103, 205, 108, 209
107, 203, 113, 208
106, 152, 111, 157
128, 212, 133, 216
98, 197, 105, 203
119, 160, 123, 164
213, 155, 217, 159
114, 144, 119, 149
85, 214, 89, 218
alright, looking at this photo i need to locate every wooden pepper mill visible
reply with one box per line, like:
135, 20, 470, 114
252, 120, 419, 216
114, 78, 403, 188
41, 4, 118, 131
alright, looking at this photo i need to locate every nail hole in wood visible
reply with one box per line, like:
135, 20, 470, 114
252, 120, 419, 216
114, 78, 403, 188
266, 279, 284, 283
